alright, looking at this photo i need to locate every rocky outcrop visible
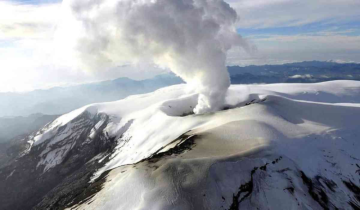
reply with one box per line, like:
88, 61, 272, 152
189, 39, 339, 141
0, 111, 116, 210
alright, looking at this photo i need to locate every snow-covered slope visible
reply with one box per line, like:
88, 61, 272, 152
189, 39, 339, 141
1, 81, 360, 210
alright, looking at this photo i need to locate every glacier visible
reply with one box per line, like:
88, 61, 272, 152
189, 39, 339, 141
1, 80, 360, 210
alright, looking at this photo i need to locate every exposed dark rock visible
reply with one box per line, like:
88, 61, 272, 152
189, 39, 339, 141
228, 157, 283, 210
145, 132, 197, 163
180, 110, 195, 117
284, 187, 295, 195
0, 111, 117, 210
343, 180, 360, 209
228, 167, 256, 210
356, 164, 360, 175
300, 171, 333, 210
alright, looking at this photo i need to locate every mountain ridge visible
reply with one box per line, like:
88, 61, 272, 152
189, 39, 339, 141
2, 61, 360, 118
1, 80, 360, 209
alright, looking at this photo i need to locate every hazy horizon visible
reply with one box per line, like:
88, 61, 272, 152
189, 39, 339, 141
1, 0, 360, 92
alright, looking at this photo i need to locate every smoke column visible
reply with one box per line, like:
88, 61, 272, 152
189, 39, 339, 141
56, 0, 249, 114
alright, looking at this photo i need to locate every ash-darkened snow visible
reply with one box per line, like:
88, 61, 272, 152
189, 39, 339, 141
1, 0, 360, 209
1, 81, 360, 210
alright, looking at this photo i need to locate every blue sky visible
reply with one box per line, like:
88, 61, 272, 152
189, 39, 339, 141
238, 20, 360, 37
225, 0, 360, 65
12, 0, 60, 4
0, 0, 360, 92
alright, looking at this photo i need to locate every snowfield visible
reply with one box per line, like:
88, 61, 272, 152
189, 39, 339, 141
11, 81, 360, 209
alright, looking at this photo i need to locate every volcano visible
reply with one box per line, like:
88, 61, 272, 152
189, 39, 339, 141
1, 80, 360, 210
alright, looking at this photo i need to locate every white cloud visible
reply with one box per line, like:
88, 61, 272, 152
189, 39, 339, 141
226, 0, 360, 28
227, 31, 360, 66
0, 0, 166, 92
289, 74, 312, 79
223, 0, 360, 66
1, 0, 360, 93
0, 1, 60, 39
0, 1, 60, 92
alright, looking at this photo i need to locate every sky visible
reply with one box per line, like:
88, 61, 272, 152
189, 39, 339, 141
0, 0, 360, 92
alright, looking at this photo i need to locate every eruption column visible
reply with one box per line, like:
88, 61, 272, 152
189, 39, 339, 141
57, 0, 249, 114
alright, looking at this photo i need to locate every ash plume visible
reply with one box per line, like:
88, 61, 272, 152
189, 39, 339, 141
56, 0, 249, 114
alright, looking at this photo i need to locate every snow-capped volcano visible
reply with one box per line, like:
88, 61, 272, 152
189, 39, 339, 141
1, 81, 360, 210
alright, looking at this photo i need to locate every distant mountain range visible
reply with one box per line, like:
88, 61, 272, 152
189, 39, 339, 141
229, 60, 360, 84
1, 61, 360, 118
0, 74, 183, 117
0, 113, 59, 168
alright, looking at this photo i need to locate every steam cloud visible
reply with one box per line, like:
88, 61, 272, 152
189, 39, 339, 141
57, 0, 249, 114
